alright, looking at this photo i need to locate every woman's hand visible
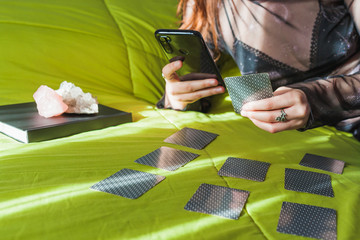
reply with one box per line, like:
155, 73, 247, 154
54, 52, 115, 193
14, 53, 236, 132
240, 87, 310, 133
161, 60, 225, 110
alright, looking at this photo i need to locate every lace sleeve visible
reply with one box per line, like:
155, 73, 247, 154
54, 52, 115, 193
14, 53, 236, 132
289, 73, 360, 131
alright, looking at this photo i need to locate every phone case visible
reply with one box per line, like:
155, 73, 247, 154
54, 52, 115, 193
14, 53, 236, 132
155, 29, 224, 86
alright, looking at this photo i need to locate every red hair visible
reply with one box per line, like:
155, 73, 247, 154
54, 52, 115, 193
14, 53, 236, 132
177, 0, 222, 59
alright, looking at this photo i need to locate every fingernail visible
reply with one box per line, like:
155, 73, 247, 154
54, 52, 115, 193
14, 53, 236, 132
216, 86, 224, 93
211, 79, 218, 85
174, 60, 182, 68
240, 110, 247, 116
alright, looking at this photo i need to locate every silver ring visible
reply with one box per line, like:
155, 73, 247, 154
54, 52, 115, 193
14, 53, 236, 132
276, 109, 287, 122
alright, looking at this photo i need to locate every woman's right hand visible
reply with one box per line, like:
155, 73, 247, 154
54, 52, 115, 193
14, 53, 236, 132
161, 60, 225, 110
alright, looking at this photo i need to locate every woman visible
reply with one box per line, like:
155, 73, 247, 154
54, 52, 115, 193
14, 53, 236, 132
158, 0, 360, 139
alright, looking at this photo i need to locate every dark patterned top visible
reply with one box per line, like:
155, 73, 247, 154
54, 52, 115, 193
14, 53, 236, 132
217, 0, 360, 133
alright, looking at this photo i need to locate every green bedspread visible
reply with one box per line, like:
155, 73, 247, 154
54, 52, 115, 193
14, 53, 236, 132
0, 1, 359, 239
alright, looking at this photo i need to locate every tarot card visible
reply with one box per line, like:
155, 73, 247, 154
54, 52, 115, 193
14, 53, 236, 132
164, 127, 218, 150
90, 168, 165, 199
224, 73, 273, 113
277, 202, 337, 240
285, 168, 334, 197
300, 153, 345, 174
184, 183, 249, 219
218, 157, 270, 182
135, 146, 200, 171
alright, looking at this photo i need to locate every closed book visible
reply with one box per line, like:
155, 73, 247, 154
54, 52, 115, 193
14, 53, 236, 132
0, 102, 132, 143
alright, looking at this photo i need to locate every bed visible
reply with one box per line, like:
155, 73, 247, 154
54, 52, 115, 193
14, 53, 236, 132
1, 1, 359, 239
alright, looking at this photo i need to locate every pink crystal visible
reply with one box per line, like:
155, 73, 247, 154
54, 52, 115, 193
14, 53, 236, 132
33, 85, 68, 118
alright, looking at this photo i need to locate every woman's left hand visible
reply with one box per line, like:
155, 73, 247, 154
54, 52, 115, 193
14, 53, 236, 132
240, 87, 311, 133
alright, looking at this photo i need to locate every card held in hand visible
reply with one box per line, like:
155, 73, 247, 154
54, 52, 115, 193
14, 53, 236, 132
277, 202, 337, 240
224, 73, 273, 113
90, 168, 165, 199
184, 183, 249, 220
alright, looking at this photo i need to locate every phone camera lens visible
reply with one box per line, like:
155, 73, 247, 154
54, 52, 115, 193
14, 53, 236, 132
160, 36, 171, 43
159, 36, 173, 53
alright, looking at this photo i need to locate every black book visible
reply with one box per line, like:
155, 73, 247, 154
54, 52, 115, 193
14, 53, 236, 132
0, 102, 132, 143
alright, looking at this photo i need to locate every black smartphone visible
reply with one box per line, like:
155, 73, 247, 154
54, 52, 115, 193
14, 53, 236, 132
155, 29, 224, 86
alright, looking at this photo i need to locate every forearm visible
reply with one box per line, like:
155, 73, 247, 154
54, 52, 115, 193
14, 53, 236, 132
288, 73, 360, 130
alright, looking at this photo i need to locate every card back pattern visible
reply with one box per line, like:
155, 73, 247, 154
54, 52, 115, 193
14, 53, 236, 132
224, 73, 273, 113
277, 202, 337, 240
218, 157, 270, 182
135, 146, 200, 171
184, 183, 249, 219
300, 153, 345, 174
164, 127, 218, 150
285, 168, 334, 197
90, 168, 165, 199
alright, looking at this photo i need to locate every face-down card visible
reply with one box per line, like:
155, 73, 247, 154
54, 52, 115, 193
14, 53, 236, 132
184, 183, 249, 219
164, 127, 218, 150
218, 157, 270, 182
90, 168, 165, 199
135, 146, 200, 171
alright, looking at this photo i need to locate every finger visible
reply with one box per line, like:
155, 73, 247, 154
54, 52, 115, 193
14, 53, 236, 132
180, 73, 217, 81
241, 107, 302, 123
241, 94, 294, 111
242, 87, 310, 111
172, 86, 225, 103
168, 78, 219, 95
273, 86, 292, 96
249, 118, 304, 133
162, 60, 183, 81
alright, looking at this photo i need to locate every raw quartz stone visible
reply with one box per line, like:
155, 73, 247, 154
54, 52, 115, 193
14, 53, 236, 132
56, 81, 98, 114
33, 81, 98, 118
33, 85, 69, 118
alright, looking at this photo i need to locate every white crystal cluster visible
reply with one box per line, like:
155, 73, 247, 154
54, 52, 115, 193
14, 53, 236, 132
56, 81, 98, 114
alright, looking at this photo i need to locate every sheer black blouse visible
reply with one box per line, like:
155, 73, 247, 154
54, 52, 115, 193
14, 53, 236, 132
217, 0, 360, 134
